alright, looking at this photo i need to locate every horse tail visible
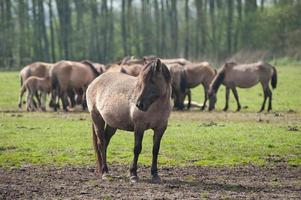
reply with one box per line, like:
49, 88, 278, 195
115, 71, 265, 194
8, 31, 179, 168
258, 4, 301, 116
211, 68, 225, 92
20, 75, 23, 87
180, 69, 187, 93
271, 66, 277, 89
81, 60, 100, 78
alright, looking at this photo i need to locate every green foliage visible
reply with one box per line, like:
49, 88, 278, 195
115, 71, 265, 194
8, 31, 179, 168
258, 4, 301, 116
0, 1, 301, 68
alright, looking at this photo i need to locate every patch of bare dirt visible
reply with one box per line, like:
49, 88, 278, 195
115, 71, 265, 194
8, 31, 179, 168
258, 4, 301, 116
1, 165, 300, 199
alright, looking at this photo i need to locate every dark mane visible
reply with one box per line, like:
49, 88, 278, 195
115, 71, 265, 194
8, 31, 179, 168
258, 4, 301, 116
81, 60, 100, 77
211, 68, 225, 92
139, 59, 171, 83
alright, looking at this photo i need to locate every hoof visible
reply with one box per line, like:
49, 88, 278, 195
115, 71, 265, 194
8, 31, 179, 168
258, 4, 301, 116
102, 173, 111, 180
151, 175, 161, 183
130, 175, 139, 183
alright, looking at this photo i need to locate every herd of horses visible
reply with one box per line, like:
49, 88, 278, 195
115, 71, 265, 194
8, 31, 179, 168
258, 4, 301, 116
18, 56, 277, 113
17, 56, 277, 182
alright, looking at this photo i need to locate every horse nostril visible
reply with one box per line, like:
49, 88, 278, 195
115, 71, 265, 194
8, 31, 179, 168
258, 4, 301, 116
136, 101, 144, 109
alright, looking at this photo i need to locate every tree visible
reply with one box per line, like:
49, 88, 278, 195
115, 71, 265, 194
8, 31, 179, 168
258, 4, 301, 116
184, 0, 189, 58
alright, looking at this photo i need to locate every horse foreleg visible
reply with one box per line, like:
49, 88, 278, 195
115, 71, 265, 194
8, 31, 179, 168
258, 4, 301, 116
201, 85, 208, 111
231, 87, 241, 111
186, 89, 191, 109
40, 92, 47, 111
26, 92, 31, 111
26, 91, 34, 111
151, 126, 166, 183
130, 129, 144, 182
223, 87, 230, 111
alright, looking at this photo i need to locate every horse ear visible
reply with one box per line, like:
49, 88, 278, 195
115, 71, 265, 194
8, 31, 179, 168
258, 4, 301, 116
161, 63, 171, 83
155, 59, 161, 72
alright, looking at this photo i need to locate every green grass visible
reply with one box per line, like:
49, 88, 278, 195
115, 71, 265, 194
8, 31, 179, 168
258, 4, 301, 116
0, 112, 300, 167
0, 64, 301, 168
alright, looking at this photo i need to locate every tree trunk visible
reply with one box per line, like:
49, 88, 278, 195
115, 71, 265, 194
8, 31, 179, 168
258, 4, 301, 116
56, 0, 72, 59
226, 0, 233, 55
160, 0, 167, 57
184, 0, 189, 58
121, 0, 128, 56
38, 0, 50, 61
209, 0, 217, 60
48, 0, 56, 62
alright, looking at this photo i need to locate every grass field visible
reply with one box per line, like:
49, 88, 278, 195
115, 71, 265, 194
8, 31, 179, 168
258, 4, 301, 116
0, 65, 301, 168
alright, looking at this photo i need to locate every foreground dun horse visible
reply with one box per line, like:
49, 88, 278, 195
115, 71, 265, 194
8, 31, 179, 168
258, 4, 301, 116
208, 61, 277, 112
86, 59, 172, 183
18, 76, 52, 111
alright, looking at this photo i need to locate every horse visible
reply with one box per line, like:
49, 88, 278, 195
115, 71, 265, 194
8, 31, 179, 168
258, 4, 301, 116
86, 59, 172, 183
160, 58, 191, 66
50, 60, 99, 111
19, 62, 53, 107
181, 62, 216, 110
92, 62, 106, 74
18, 76, 52, 111
120, 64, 144, 77
208, 61, 277, 112
167, 64, 189, 109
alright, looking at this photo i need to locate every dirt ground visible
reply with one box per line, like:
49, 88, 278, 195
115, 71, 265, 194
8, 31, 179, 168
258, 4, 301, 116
0, 164, 300, 199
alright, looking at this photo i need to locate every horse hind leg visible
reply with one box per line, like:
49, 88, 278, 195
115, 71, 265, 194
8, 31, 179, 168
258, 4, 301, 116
259, 82, 269, 112
267, 87, 272, 112
92, 123, 102, 176
231, 87, 241, 112
91, 109, 108, 179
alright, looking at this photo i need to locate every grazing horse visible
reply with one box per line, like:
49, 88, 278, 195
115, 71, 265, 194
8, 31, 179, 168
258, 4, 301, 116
86, 59, 172, 183
50, 60, 99, 111
182, 62, 216, 110
18, 76, 52, 111
208, 61, 277, 112
20, 62, 53, 107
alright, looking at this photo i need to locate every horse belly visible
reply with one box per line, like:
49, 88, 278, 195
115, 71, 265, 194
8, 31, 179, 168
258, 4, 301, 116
234, 74, 259, 88
98, 94, 134, 131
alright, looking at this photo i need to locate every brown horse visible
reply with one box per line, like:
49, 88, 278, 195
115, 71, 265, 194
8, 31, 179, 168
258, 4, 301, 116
208, 61, 277, 112
92, 62, 106, 74
20, 62, 53, 107
50, 60, 99, 111
18, 76, 52, 111
171, 62, 216, 110
86, 59, 172, 183
120, 64, 144, 77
